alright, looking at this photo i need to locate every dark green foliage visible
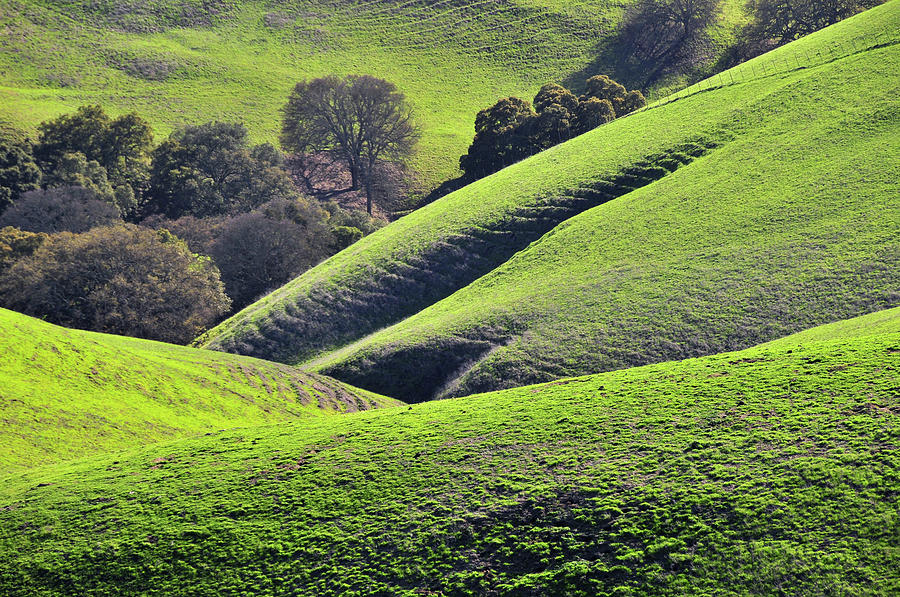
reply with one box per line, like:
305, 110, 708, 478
0, 224, 229, 343
460, 77, 645, 179
0, 139, 41, 214
34, 105, 152, 219
332, 225, 364, 251
0, 186, 121, 234
146, 122, 296, 218
0, 226, 46, 273
281, 75, 420, 215
1, 326, 897, 594
459, 97, 536, 178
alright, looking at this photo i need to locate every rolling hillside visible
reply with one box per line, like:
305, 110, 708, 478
0, 0, 745, 184
0, 308, 399, 473
2, 309, 897, 595
199, 2, 900, 402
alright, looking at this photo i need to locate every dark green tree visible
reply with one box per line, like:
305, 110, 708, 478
146, 122, 296, 218
0, 139, 42, 214
459, 97, 536, 178
281, 75, 420, 214
33, 105, 152, 218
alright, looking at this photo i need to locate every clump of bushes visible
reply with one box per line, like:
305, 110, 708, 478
459, 75, 645, 179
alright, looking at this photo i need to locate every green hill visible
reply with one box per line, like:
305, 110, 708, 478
199, 2, 900, 402
0, 308, 399, 474
2, 309, 897, 595
0, 0, 745, 185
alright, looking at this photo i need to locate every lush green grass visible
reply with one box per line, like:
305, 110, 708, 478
0, 0, 746, 185
0, 308, 400, 474
2, 310, 898, 595
199, 3, 900, 401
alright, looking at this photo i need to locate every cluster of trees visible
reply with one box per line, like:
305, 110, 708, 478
459, 76, 645, 179
0, 104, 383, 343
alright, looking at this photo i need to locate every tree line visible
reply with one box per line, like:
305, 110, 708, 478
0, 103, 384, 343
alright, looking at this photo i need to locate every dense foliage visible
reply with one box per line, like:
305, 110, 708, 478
0, 224, 230, 343
34, 105, 153, 218
459, 76, 645, 178
0, 139, 41, 214
0, 186, 121, 234
146, 122, 296, 218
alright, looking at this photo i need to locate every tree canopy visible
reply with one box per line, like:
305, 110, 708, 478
0, 139, 41, 215
0, 224, 230, 343
33, 105, 152, 218
145, 122, 296, 218
281, 75, 420, 214
459, 77, 645, 179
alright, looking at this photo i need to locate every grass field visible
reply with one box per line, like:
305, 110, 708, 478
199, 2, 900, 401
2, 309, 897, 594
0, 308, 399, 474
0, 0, 746, 186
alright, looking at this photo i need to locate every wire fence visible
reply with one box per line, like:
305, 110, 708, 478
641, 32, 896, 110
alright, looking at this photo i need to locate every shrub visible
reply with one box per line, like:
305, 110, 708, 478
0, 224, 230, 343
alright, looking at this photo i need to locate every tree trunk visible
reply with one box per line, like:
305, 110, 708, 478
349, 163, 360, 190
364, 173, 374, 215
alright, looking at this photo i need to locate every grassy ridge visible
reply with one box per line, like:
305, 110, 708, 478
1, 311, 897, 594
0, 308, 399, 473
200, 3, 900, 401
0, 0, 743, 185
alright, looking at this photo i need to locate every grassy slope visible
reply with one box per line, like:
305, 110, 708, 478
1, 310, 897, 595
201, 3, 900, 401
0, 0, 744, 185
0, 308, 400, 474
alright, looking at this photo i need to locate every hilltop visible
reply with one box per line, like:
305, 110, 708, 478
2, 308, 897, 594
0, 0, 745, 185
0, 308, 399, 473
199, 2, 900, 401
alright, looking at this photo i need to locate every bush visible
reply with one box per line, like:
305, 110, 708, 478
0, 224, 230, 343
0, 187, 121, 234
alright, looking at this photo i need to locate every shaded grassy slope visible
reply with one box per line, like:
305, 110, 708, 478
2, 311, 898, 595
0, 308, 399, 474
201, 4, 900, 402
0, 0, 744, 185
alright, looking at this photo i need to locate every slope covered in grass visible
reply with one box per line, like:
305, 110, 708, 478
2, 311, 898, 595
0, 0, 744, 184
200, 3, 900, 401
0, 308, 399, 474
